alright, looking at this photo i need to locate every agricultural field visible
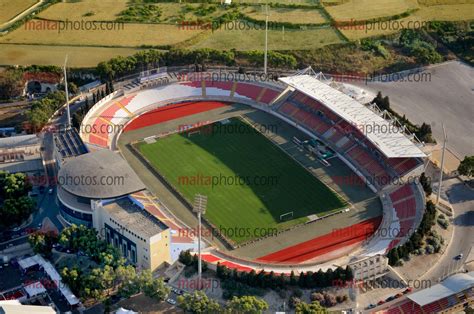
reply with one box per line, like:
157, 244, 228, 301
242, 6, 328, 24
325, 0, 419, 21
0, 22, 203, 47
0, 44, 142, 67
0, 0, 38, 24
137, 118, 347, 245
37, 0, 128, 21
339, 3, 474, 40
190, 26, 343, 50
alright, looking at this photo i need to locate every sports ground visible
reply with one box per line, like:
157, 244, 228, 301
136, 117, 348, 245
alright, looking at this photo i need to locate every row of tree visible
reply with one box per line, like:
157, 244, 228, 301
179, 250, 353, 292
71, 83, 113, 129
387, 200, 437, 265
96, 48, 297, 81
371, 91, 434, 143
26, 91, 66, 132
0, 171, 34, 227
177, 291, 273, 314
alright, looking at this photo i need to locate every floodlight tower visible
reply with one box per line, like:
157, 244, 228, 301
193, 194, 208, 289
63, 55, 71, 129
436, 124, 447, 204
264, 2, 268, 74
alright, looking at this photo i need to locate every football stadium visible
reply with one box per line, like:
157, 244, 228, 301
62, 67, 427, 270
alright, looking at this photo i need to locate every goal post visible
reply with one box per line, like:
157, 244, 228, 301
280, 211, 294, 221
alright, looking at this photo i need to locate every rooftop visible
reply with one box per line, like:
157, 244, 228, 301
0, 134, 40, 150
279, 75, 426, 158
58, 149, 145, 199
102, 197, 168, 238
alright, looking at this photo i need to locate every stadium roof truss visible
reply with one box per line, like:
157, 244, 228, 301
279, 74, 426, 158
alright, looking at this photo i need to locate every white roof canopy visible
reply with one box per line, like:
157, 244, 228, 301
408, 271, 474, 306
279, 75, 426, 158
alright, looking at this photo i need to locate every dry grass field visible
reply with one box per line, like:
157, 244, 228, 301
0, 44, 141, 67
242, 6, 328, 24
418, 0, 474, 4
234, 0, 317, 4
0, 21, 204, 47
190, 27, 343, 50
340, 3, 474, 40
0, 0, 38, 24
37, 0, 128, 21
325, 0, 419, 21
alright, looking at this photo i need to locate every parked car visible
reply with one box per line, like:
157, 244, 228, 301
403, 287, 413, 294
386, 296, 395, 302
455, 253, 463, 260
395, 293, 403, 298
166, 298, 177, 305
377, 300, 385, 305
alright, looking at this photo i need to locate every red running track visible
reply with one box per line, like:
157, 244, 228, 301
256, 216, 382, 263
124, 101, 228, 132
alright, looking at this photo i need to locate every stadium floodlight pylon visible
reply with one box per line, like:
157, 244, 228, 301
64, 55, 71, 129
193, 194, 207, 290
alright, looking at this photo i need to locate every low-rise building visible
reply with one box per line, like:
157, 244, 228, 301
92, 196, 171, 271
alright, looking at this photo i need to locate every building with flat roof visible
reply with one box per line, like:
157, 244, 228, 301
0, 135, 42, 177
92, 196, 171, 271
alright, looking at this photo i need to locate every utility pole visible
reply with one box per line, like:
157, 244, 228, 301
193, 194, 207, 290
436, 124, 447, 204
63, 55, 71, 129
264, 2, 268, 74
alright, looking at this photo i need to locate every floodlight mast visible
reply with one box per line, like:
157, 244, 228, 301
64, 55, 71, 129
436, 124, 447, 204
264, 2, 268, 75
193, 194, 208, 289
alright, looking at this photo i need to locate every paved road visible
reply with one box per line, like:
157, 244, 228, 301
0, 96, 87, 251
422, 177, 474, 283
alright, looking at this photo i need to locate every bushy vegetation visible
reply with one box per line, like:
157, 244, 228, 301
387, 201, 438, 265
0, 171, 34, 227
30, 224, 170, 302
117, 4, 163, 23
399, 29, 443, 65
177, 291, 269, 314
96, 48, 296, 81
458, 156, 474, 178
419, 172, 432, 196
360, 38, 390, 59
0, 69, 25, 100
26, 91, 66, 132
428, 21, 474, 65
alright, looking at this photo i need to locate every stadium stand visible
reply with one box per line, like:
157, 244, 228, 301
259, 88, 280, 104
235, 82, 264, 101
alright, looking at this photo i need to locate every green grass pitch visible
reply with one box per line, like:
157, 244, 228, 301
137, 117, 347, 244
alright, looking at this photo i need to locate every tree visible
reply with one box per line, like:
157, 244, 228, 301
115, 265, 140, 298
177, 291, 221, 313
419, 172, 432, 196
0, 69, 24, 100
1, 196, 35, 225
458, 156, 474, 178
140, 270, 170, 301
295, 300, 328, 313
226, 295, 268, 313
